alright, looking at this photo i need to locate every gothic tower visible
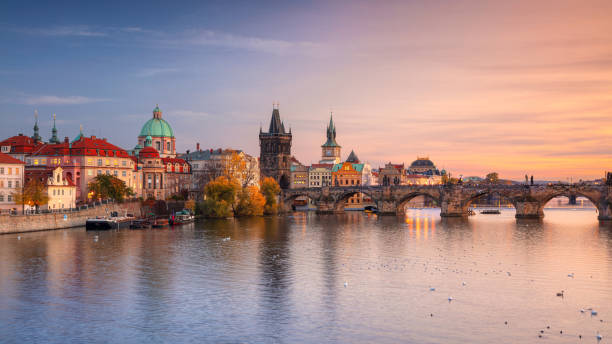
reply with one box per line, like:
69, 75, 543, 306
320, 112, 341, 164
259, 104, 292, 189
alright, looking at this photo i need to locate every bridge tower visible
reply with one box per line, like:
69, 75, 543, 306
259, 104, 292, 189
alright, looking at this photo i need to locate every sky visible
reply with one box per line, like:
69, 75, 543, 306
1, 0, 611, 181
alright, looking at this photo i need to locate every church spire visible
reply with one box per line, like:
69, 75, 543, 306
322, 112, 340, 147
32, 109, 41, 143
49, 113, 59, 144
267, 103, 285, 134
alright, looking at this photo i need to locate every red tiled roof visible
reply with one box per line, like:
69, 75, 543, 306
0, 151, 25, 164
139, 146, 160, 158
161, 157, 187, 164
31, 136, 130, 158
0, 134, 42, 154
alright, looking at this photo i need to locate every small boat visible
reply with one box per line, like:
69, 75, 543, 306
152, 218, 169, 228
86, 211, 133, 230
130, 218, 153, 229
169, 210, 195, 225
480, 209, 501, 214
364, 205, 379, 214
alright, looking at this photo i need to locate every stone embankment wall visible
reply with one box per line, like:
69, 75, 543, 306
0, 201, 142, 235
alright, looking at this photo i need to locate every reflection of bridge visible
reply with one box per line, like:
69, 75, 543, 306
281, 184, 612, 220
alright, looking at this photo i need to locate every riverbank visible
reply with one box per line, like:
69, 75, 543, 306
0, 201, 142, 235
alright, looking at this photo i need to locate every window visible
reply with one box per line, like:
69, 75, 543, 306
88, 170, 93, 176
57, 174, 60, 183
122, 171, 126, 177
105, 159, 110, 166
106, 170, 110, 175
8, 168, 12, 175
156, 141, 161, 151
122, 160, 127, 166
0, 194, 3, 202
62, 189, 64, 196
15, 168, 19, 174
97, 170, 102, 175
7, 194, 12, 202
87, 158, 93, 165
53, 189, 56, 196
7, 181, 11, 188
167, 142, 171, 151
98, 159, 102, 166
15, 181, 19, 188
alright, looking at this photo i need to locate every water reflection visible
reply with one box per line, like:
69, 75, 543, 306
1, 209, 611, 344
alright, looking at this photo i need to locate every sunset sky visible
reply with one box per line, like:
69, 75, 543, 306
1, 0, 611, 180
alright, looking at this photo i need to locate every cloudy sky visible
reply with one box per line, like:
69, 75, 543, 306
1, 0, 611, 180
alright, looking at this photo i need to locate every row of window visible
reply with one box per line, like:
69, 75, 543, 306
52, 188, 72, 196
335, 179, 361, 185
0, 180, 20, 188
0, 194, 12, 202
0, 167, 20, 175
28, 158, 131, 167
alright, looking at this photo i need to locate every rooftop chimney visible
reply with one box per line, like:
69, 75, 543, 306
64, 137, 69, 143
196, 142, 200, 151
91, 135, 96, 139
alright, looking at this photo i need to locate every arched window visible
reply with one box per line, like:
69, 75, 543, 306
167, 142, 171, 151
156, 141, 161, 151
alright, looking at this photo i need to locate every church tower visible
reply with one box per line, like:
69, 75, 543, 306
320, 113, 341, 164
259, 104, 292, 189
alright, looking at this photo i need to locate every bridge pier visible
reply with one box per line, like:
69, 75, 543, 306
514, 201, 544, 219
440, 200, 469, 217
597, 203, 612, 222
378, 200, 398, 215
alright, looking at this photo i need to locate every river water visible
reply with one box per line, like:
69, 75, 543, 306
1, 208, 611, 343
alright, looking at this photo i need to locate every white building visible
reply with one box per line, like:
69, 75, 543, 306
45, 167, 76, 210
308, 164, 333, 187
0, 152, 25, 212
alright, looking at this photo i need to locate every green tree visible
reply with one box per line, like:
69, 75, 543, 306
235, 186, 265, 216
486, 172, 499, 184
261, 177, 281, 215
13, 179, 49, 211
201, 176, 240, 218
88, 174, 134, 202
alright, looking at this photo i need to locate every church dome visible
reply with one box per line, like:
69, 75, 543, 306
410, 157, 435, 168
139, 105, 174, 138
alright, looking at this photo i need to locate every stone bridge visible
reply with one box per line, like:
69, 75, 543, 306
281, 184, 612, 221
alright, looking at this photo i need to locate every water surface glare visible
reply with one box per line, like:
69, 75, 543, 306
1, 209, 611, 343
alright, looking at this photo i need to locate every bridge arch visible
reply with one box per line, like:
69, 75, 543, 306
463, 189, 518, 210
281, 192, 319, 212
332, 189, 379, 213
396, 192, 442, 215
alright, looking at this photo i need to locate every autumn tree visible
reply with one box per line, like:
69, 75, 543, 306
234, 186, 266, 216
88, 174, 134, 202
200, 176, 240, 218
225, 152, 258, 188
13, 178, 49, 211
486, 172, 499, 184
261, 177, 281, 215
184, 199, 196, 213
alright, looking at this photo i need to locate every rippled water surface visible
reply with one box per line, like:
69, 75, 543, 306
1, 209, 611, 343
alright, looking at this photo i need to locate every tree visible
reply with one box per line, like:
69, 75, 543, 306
261, 177, 281, 215
486, 172, 499, 184
184, 199, 196, 213
225, 152, 258, 188
235, 186, 266, 216
200, 176, 240, 218
88, 174, 134, 202
13, 178, 49, 211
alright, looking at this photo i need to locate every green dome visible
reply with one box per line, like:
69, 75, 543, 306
139, 118, 174, 138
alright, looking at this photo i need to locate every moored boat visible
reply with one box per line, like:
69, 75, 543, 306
169, 210, 195, 225
86, 212, 134, 230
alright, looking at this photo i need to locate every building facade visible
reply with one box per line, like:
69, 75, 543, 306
259, 106, 292, 189
308, 164, 333, 187
0, 152, 25, 212
24, 166, 76, 211
290, 164, 309, 189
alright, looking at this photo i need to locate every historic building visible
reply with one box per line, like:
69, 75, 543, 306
179, 145, 258, 200
26, 135, 136, 203
0, 152, 25, 212
407, 157, 443, 184
25, 166, 76, 211
259, 105, 292, 189
320, 114, 341, 164
135, 105, 176, 158
308, 164, 333, 187
379, 163, 406, 186
290, 164, 309, 189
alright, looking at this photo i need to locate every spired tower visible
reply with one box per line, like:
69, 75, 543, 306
319, 113, 341, 164
259, 104, 292, 189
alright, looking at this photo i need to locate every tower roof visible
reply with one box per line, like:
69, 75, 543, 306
346, 150, 360, 163
268, 107, 286, 134
322, 113, 340, 147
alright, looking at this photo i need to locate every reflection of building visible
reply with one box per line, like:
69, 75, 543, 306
25, 166, 76, 210
179, 146, 259, 200
135, 105, 176, 158
259, 105, 292, 189
308, 164, 333, 187
320, 114, 341, 164
0, 152, 25, 212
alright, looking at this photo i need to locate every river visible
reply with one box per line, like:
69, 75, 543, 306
1, 208, 610, 343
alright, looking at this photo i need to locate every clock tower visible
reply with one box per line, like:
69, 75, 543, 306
319, 113, 341, 164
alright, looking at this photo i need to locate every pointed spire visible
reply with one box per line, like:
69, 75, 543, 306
322, 111, 340, 147
268, 104, 285, 134
32, 109, 41, 142
49, 113, 59, 144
